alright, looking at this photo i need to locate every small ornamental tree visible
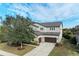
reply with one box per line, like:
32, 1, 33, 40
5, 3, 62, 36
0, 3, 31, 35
3, 15, 35, 49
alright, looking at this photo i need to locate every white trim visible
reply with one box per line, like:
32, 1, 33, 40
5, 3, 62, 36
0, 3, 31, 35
35, 35, 59, 43
37, 35, 58, 38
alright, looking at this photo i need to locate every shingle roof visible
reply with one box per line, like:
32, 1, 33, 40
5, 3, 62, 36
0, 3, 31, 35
32, 22, 62, 27
41, 22, 62, 27
34, 31, 60, 36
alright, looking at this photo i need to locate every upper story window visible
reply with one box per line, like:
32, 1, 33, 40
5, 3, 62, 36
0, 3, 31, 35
50, 27, 55, 30
40, 28, 43, 30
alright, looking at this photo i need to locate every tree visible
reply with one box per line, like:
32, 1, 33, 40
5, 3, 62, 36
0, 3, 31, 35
63, 28, 77, 44
3, 15, 35, 49
0, 17, 5, 42
63, 29, 73, 39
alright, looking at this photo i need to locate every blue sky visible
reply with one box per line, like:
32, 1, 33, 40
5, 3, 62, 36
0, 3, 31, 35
0, 3, 79, 28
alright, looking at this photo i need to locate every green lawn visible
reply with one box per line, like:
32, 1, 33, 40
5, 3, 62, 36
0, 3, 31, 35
0, 43, 35, 56
49, 38, 79, 56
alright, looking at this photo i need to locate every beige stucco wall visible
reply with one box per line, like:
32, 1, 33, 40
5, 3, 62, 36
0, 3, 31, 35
57, 24, 63, 43
31, 24, 46, 32
32, 23, 62, 32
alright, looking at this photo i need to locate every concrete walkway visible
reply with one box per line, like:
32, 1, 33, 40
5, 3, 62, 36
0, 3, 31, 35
24, 42, 55, 56
0, 50, 17, 56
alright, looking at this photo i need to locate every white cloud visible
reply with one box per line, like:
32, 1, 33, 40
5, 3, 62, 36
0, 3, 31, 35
8, 8, 28, 17
28, 4, 76, 21
12, 4, 31, 12
7, 3, 79, 22
43, 4, 76, 20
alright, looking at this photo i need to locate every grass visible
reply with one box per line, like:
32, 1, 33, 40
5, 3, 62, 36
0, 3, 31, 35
49, 38, 79, 56
0, 43, 35, 56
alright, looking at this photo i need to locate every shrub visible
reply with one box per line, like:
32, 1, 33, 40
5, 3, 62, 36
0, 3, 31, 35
75, 44, 79, 53
55, 43, 62, 47
70, 37, 77, 45
0, 33, 7, 42
31, 41, 39, 45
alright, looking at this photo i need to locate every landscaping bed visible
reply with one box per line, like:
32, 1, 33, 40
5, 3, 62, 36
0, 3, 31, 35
0, 43, 35, 56
49, 38, 79, 56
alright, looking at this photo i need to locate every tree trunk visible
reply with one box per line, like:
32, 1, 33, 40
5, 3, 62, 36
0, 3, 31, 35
21, 42, 23, 49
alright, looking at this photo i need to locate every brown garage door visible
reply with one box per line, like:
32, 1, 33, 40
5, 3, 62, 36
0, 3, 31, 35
45, 37, 56, 43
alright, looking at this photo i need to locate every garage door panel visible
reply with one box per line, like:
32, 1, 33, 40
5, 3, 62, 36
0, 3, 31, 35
45, 37, 56, 43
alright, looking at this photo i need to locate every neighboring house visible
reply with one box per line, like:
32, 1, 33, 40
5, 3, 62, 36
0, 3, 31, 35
76, 31, 79, 45
75, 25, 79, 45
31, 22, 63, 44
75, 25, 79, 30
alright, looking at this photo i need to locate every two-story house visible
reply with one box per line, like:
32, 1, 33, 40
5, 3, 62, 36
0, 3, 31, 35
31, 22, 63, 44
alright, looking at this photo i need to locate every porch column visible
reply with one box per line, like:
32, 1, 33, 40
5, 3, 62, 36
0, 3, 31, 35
41, 37, 45, 42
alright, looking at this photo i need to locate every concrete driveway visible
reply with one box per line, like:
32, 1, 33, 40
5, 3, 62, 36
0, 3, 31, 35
24, 42, 55, 56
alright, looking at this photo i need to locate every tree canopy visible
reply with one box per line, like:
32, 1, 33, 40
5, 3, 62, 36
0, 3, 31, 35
2, 15, 35, 48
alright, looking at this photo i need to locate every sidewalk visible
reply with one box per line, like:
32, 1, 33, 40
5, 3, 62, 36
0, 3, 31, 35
0, 50, 17, 56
